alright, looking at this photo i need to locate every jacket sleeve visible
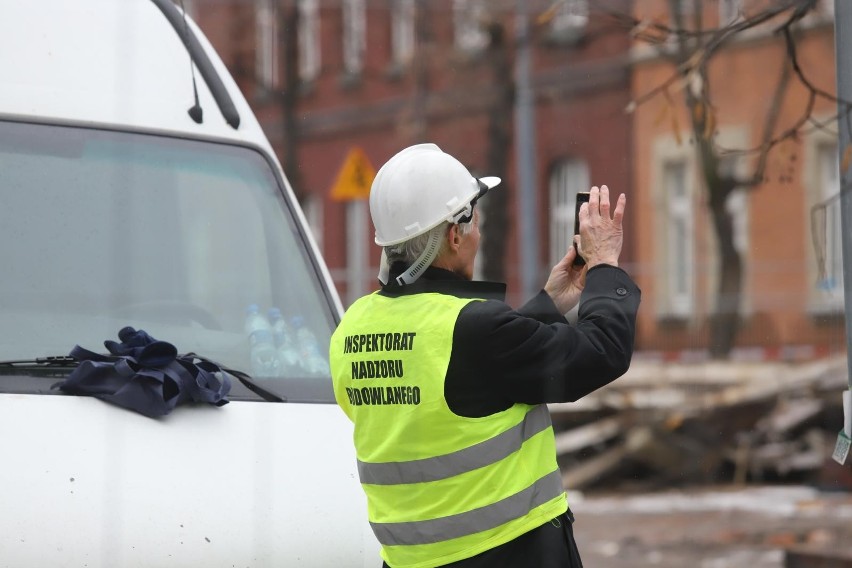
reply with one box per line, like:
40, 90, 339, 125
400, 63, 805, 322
447, 265, 641, 411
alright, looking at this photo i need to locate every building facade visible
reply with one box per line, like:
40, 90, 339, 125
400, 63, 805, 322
188, 0, 844, 359
189, 0, 634, 309
630, 0, 843, 359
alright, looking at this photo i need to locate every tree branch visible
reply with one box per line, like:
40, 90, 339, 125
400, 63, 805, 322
715, 18, 852, 171
741, 55, 792, 187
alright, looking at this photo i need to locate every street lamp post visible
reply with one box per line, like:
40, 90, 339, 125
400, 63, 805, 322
514, 0, 540, 302
832, 0, 852, 464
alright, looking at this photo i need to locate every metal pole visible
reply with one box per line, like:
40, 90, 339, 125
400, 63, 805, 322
514, 0, 539, 301
347, 200, 368, 306
832, 0, 852, 463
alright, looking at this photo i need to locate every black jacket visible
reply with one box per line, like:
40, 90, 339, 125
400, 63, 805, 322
381, 263, 641, 418
379, 263, 640, 568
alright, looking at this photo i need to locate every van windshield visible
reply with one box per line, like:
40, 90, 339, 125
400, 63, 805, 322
0, 120, 337, 403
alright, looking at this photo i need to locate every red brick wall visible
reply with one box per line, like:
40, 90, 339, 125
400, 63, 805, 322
196, 1, 633, 307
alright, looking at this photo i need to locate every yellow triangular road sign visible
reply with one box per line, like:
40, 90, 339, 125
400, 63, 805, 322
330, 147, 376, 201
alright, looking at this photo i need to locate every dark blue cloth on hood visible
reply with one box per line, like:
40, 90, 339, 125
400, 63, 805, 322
57, 326, 231, 417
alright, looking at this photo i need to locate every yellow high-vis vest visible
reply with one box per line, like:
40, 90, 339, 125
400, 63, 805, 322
330, 291, 567, 568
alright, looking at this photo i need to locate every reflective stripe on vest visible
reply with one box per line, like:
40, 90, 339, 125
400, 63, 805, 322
370, 468, 564, 546
358, 404, 552, 485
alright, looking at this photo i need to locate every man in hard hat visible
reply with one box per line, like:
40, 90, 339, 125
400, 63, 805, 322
329, 143, 640, 568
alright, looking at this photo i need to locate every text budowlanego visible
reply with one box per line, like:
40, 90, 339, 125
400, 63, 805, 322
342, 331, 420, 406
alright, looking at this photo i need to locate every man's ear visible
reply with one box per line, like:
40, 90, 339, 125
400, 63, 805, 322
446, 224, 462, 251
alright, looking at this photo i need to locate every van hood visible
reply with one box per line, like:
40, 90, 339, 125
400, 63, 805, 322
0, 394, 374, 567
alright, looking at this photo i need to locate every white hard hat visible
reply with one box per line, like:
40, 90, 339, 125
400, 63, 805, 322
370, 143, 501, 246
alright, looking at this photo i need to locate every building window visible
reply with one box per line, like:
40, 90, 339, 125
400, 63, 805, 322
675, 0, 697, 15
391, 0, 415, 66
342, 0, 366, 76
549, 0, 589, 44
453, 0, 488, 55
548, 159, 589, 267
719, 0, 743, 24
814, 142, 844, 309
663, 160, 695, 318
298, 0, 320, 82
256, 0, 279, 88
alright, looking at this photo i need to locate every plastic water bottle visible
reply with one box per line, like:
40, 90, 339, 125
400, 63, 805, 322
244, 304, 279, 378
268, 307, 300, 374
290, 316, 330, 376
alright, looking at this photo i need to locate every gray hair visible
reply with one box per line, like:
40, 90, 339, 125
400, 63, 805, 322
384, 221, 473, 265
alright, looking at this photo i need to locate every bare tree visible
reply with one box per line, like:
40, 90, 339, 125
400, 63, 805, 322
480, 20, 515, 282
401, 3, 516, 283
278, 0, 304, 201
607, 0, 849, 357
222, 0, 303, 200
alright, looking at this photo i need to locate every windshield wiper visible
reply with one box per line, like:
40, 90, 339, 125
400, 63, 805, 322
0, 356, 79, 368
0, 356, 286, 402
0, 356, 79, 377
220, 368, 287, 403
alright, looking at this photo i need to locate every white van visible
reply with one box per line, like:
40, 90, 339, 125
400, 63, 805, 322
0, 0, 378, 566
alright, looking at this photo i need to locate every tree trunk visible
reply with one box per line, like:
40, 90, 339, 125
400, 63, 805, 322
692, 113, 743, 358
481, 21, 514, 283
279, 1, 303, 201
678, 37, 744, 357
650, 0, 803, 357
707, 187, 743, 357
410, 0, 431, 142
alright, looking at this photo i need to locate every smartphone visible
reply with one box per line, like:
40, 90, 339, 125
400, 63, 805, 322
573, 192, 590, 266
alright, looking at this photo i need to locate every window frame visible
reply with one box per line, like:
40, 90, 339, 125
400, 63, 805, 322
814, 141, 844, 310
453, 0, 488, 55
342, 0, 366, 76
718, 0, 743, 25
255, 0, 279, 89
548, 158, 590, 268
391, 0, 416, 67
804, 119, 845, 315
662, 159, 696, 319
298, 0, 321, 82
547, 0, 589, 45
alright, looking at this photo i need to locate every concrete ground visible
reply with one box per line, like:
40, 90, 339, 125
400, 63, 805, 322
570, 485, 852, 567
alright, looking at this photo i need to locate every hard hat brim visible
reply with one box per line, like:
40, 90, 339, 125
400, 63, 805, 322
452, 176, 501, 226
477, 176, 501, 198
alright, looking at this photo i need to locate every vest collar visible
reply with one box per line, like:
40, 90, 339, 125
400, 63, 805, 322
380, 265, 506, 301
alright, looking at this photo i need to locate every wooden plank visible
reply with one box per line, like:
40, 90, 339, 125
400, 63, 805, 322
553, 417, 621, 455
786, 549, 852, 568
561, 442, 632, 489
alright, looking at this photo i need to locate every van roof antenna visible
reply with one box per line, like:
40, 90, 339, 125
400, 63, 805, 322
150, 0, 241, 129
180, 0, 203, 124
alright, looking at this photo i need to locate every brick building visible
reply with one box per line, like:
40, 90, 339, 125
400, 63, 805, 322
187, 0, 843, 359
188, 0, 633, 309
629, 0, 844, 359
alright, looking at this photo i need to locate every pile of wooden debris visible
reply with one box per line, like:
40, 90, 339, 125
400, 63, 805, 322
549, 355, 849, 491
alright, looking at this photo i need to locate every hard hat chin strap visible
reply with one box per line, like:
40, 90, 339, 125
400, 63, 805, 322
396, 229, 442, 285
377, 229, 443, 286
